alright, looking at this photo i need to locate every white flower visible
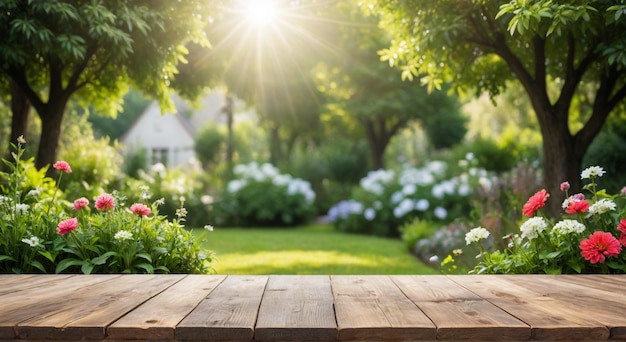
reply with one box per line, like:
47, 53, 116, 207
14, 203, 29, 214
198, 251, 207, 261
114, 230, 133, 241
204, 224, 214, 231
587, 199, 616, 216
580, 166, 605, 179
434, 206, 447, 220
465, 227, 490, 245
21, 236, 43, 248
551, 219, 586, 237
26, 189, 40, 198
364, 208, 376, 221
415, 199, 429, 211
520, 217, 548, 240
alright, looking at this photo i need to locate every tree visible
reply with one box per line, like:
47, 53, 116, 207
315, 3, 465, 170
0, 0, 218, 171
365, 0, 626, 215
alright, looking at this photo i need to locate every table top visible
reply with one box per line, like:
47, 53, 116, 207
0, 274, 624, 341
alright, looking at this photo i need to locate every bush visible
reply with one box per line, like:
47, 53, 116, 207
327, 155, 488, 237
0, 137, 212, 274
211, 162, 316, 226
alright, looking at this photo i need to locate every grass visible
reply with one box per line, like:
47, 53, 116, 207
192, 224, 438, 275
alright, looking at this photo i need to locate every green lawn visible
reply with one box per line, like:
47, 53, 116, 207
192, 224, 438, 275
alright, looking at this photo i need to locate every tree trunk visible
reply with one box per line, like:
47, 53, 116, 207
35, 101, 66, 175
8, 81, 30, 157
538, 116, 583, 217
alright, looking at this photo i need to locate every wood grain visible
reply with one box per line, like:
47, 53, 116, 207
107, 274, 226, 340
255, 275, 337, 341
176, 275, 268, 341
332, 275, 436, 341
394, 275, 530, 340
452, 275, 611, 340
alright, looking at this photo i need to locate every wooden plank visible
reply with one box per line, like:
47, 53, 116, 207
176, 275, 268, 341
331, 275, 436, 341
107, 274, 226, 340
13, 274, 183, 340
0, 274, 118, 339
0, 274, 73, 296
393, 275, 530, 340
452, 275, 611, 340
498, 275, 626, 340
254, 275, 337, 341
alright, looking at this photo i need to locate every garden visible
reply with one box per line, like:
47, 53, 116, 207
1, 1, 626, 276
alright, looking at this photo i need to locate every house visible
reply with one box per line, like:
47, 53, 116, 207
120, 91, 254, 168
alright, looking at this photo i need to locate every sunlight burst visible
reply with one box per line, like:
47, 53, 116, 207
242, 0, 278, 26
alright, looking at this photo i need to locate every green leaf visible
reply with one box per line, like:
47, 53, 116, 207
91, 251, 116, 265
136, 253, 152, 263
81, 262, 94, 275
29, 260, 46, 273
55, 258, 85, 274
134, 263, 154, 274
0, 255, 16, 262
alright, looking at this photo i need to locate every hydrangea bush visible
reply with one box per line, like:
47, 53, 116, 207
211, 162, 316, 226
467, 166, 626, 274
0, 137, 212, 274
327, 155, 489, 237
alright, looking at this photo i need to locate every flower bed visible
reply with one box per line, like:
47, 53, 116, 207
466, 166, 626, 274
0, 137, 211, 274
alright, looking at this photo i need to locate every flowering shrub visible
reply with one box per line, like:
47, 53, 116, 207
121, 161, 211, 227
211, 162, 316, 226
467, 166, 626, 274
327, 155, 489, 237
0, 137, 212, 274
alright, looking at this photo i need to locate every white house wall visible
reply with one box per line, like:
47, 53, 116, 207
122, 101, 196, 167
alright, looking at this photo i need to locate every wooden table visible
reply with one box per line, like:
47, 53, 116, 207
0, 274, 625, 341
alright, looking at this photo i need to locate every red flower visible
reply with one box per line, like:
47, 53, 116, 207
73, 197, 89, 210
579, 231, 622, 264
618, 219, 626, 235
53, 161, 72, 173
95, 193, 115, 211
565, 199, 589, 214
130, 203, 151, 217
522, 189, 550, 217
57, 218, 78, 235
621, 234, 626, 248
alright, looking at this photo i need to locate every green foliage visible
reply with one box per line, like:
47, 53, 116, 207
583, 130, 626, 193
286, 139, 370, 213
194, 124, 226, 169
58, 110, 123, 200
212, 162, 316, 227
400, 218, 439, 250
0, 138, 211, 274
0, 0, 220, 168
88, 89, 150, 140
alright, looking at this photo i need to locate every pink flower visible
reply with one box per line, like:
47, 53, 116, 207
95, 193, 115, 211
622, 187, 626, 195
57, 218, 78, 235
130, 203, 150, 217
579, 231, 622, 264
73, 197, 89, 210
522, 189, 550, 217
618, 219, 626, 235
53, 161, 72, 173
565, 199, 589, 214
560, 182, 570, 192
